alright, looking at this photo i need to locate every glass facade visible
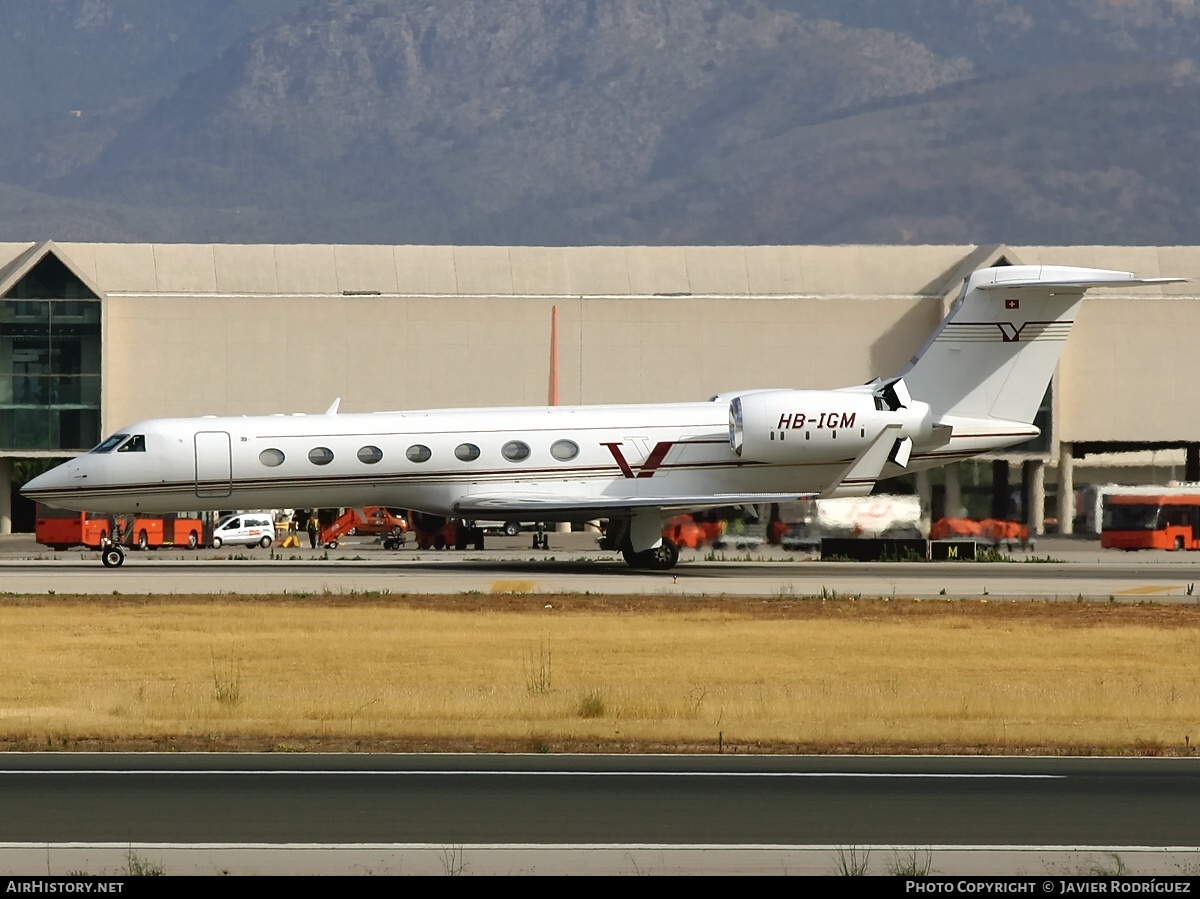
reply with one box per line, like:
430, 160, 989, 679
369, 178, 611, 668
0, 255, 101, 451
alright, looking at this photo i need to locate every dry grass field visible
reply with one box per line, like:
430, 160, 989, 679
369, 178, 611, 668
1, 592, 1199, 754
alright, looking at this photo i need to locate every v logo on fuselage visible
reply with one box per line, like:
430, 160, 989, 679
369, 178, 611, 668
603, 441, 674, 479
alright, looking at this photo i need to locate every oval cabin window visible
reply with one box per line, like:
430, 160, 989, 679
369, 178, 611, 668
308, 447, 334, 466
455, 443, 481, 462
406, 444, 432, 463
502, 440, 531, 462
357, 445, 384, 464
550, 439, 579, 461
259, 448, 285, 467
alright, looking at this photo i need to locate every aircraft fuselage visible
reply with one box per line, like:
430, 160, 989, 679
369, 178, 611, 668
24, 392, 993, 517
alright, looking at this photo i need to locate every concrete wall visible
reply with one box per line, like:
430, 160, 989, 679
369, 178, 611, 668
100, 290, 939, 425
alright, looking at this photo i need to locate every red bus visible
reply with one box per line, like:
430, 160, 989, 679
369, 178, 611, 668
1101, 494, 1200, 551
35, 505, 205, 551
125, 514, 205, 551
35, 505, 114, 551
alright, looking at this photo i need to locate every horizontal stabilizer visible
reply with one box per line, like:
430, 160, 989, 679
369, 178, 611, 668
974, 265, 1185, 292
977, 276, 1184, 291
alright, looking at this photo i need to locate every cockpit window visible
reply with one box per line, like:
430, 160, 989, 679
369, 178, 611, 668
90, 434, 129, 454
117, 435, 146, 453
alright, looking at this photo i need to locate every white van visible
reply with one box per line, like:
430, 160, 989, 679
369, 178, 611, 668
476, 520, 524, 536
212, 514, 276, 549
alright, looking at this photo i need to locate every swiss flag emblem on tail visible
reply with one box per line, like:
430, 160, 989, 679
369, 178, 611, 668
1004, 298, 1020, 310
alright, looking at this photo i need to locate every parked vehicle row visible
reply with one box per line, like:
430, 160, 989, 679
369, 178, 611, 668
36, 503, 544, 554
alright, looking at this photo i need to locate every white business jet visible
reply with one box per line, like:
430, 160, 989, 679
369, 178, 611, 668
22, 265, 1180, 570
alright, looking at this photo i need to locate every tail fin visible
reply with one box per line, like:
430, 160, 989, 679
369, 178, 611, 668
895, 265, 1180, 424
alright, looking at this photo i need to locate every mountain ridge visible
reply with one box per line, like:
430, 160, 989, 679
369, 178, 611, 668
1, 0, 1197, 245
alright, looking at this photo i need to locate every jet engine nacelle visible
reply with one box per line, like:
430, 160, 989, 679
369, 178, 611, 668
729, 389, 930, 464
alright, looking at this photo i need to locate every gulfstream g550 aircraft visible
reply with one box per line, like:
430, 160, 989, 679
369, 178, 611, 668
22, 265, 1180, 570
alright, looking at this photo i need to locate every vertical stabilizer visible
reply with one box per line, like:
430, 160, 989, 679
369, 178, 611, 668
896, 265, 1179, 424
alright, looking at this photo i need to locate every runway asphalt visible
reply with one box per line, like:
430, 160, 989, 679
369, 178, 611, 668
3, 754, 1200, 876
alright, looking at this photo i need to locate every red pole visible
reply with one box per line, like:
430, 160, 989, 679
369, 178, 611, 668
548, 305, 559, 406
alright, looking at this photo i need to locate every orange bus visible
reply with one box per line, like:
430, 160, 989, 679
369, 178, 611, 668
35, 505, 205, 551
35, 505, 115, 551
1101, 494, 1200, 551
126, 513, 205, 551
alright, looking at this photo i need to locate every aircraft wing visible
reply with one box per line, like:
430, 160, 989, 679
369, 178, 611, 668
451, 493, 814, 519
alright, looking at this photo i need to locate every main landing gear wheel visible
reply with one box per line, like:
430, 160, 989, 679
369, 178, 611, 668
622, 537, 680, 571
101, 545, 125, 568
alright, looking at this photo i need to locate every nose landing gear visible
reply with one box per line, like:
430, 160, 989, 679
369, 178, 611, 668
100, 542, 125, 568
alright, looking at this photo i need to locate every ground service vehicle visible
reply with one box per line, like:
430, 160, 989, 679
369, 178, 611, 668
349, 507, 409, 537
35, 505, 115, 550
127, 513, 205, 550
930, 517, 1032, 551
211, 514, 276, 549
1101, 494, 1200, 551
662, 514, 724, 550
410, 513, 486, 551
36, 505, 203, 551
317, 507, 408, 549
476, 520, 524, 536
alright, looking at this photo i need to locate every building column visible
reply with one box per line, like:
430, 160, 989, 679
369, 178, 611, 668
944, 463, 965, 518
1023, 459, 1046, 536
915, 469, 932, 537
0, 458, 10, 536
1057, 443, 1074, 536
991, 460, 1010, 520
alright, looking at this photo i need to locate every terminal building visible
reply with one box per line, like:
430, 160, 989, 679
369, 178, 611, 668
2, 239, 1197, 535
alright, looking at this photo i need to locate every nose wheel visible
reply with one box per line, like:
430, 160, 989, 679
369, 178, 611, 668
100, 545, 125, 568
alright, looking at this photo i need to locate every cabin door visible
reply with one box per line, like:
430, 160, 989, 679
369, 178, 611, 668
194, 431, 233, 498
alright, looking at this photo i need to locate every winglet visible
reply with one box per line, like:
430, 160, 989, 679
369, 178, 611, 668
325, 398, 341, 415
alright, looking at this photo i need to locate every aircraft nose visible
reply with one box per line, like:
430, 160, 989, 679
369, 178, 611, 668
21, 461, 84, 504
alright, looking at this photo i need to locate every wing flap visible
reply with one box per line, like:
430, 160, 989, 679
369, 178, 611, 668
451, 492, 813, 518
